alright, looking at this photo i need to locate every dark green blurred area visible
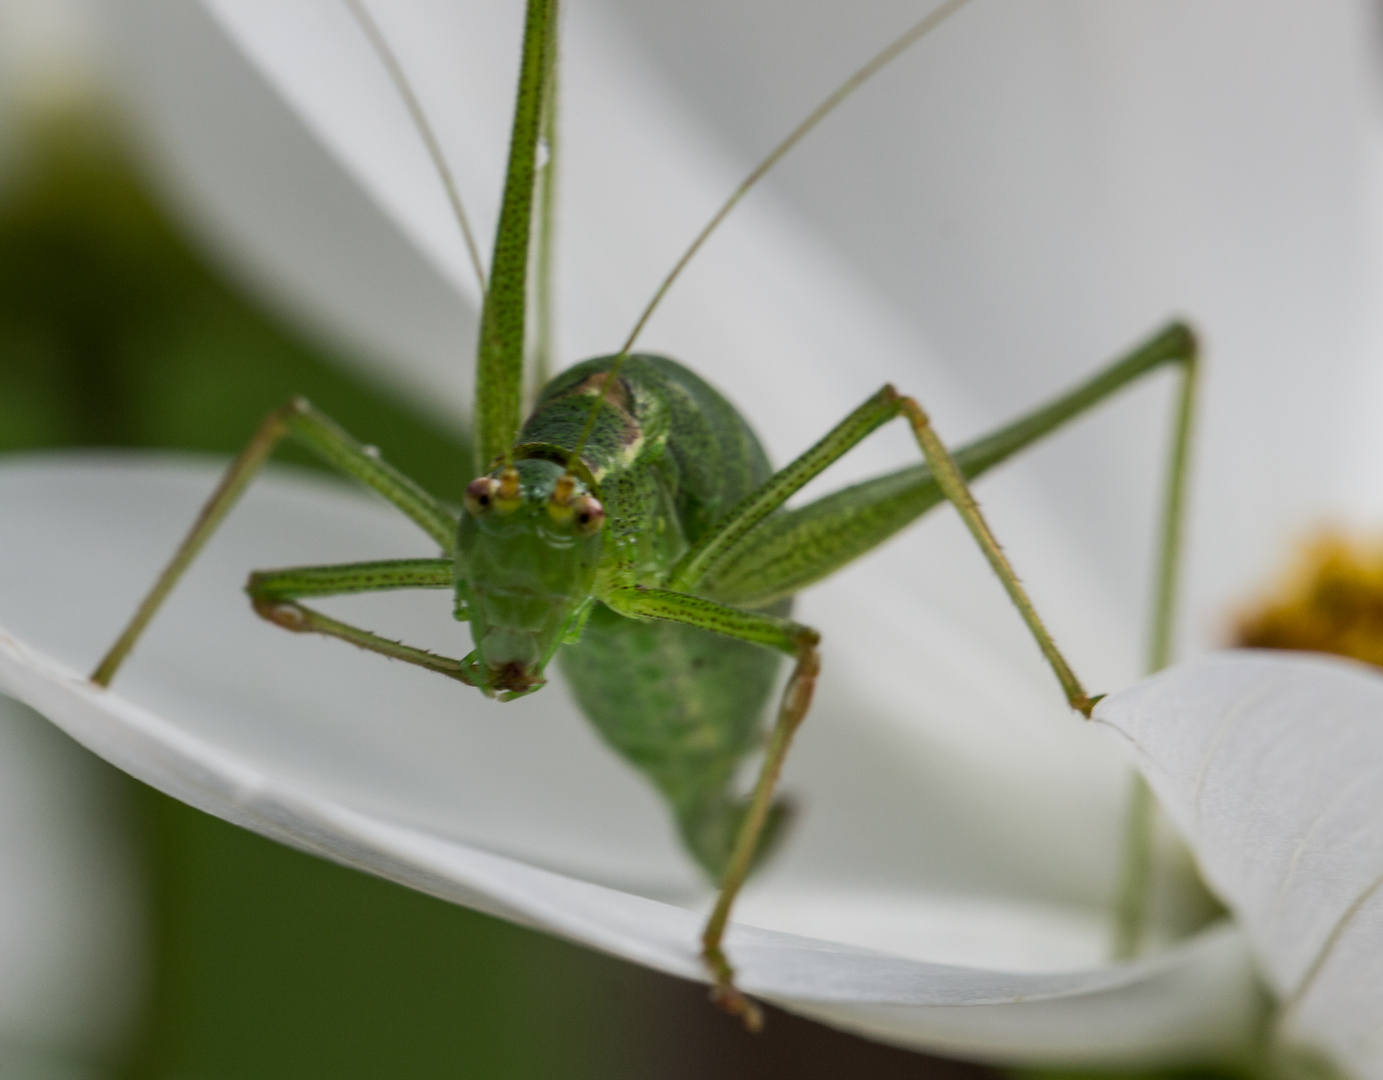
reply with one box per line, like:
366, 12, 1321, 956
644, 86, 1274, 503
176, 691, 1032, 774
0, 113, 1010, 1079
0, 115, 471, 485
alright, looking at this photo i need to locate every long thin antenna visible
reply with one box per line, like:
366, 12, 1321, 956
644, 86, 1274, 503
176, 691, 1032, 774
343, 0, 488, 293
619, 0, 975, 355
566, 0, 976, 471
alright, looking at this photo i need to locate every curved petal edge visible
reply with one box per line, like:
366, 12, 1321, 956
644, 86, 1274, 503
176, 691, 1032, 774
1096, 651, 1383, 1079
0, 624, 1265, 1066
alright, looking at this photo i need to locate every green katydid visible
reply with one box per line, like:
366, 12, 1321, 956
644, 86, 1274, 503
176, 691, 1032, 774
89, 0, 1198, 1028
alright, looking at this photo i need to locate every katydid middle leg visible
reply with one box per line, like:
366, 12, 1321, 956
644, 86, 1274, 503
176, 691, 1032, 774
91, 398, 459, 686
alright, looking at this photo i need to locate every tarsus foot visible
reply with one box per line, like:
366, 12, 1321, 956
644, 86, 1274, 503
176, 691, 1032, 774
703, 944, 764, 1032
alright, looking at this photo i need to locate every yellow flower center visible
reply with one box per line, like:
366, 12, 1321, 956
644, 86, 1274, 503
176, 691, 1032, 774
1236, 533, 1383, 667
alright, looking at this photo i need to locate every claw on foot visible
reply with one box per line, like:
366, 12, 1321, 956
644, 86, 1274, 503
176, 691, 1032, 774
710, 981, 764, 1032
703, 944, 764, 1032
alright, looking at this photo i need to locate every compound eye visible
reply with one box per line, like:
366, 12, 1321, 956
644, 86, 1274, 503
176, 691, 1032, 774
464, 476, 500, 516
573, 495, 605, 536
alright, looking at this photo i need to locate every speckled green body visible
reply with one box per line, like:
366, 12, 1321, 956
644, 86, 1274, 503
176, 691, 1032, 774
515, 354, 789, 879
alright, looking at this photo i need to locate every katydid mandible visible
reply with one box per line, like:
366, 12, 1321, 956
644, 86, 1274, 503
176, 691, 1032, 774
90, 0, 1199, 1029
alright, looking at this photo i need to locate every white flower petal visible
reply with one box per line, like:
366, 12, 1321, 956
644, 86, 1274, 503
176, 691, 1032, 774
0, 454, 1263, 1063
0, 638, 1264, 1064
1097, 652, 1383, 1077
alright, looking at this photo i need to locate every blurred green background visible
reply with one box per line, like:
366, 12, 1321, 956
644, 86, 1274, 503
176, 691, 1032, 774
0, 111, 1011, 1079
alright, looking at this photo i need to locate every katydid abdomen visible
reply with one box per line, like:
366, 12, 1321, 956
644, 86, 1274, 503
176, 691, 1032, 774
562, 604, 790, 883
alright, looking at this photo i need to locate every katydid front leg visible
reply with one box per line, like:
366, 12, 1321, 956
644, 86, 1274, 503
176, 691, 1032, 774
90, 399, 458, 686
247, 559, 477, 685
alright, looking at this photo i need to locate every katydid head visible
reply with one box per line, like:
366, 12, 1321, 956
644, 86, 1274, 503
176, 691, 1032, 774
455, 458, 605, 700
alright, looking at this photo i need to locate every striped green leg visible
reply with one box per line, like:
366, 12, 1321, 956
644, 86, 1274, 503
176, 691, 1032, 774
688, 324, 1198, 955
1114, 331, 1200, 958
894, 391, 1093, 712
678, 322, 1196, 605
91, 398, 458, 686
693, 377, 1084, 709
247, 559, 475, 685
602, 586, 820, 1032
676, 323, 1200, 714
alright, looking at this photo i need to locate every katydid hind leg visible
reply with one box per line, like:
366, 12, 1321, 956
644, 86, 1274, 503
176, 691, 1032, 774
1112, 333, 1200, 958
599, 323, 1200, 1015
91, 400, 457, 687
895, 329, 1201, 720
894, 390, 1095, 714
696, 326, 1198, 954
681, 324, 1199, 715
685, 322, 1196, 607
